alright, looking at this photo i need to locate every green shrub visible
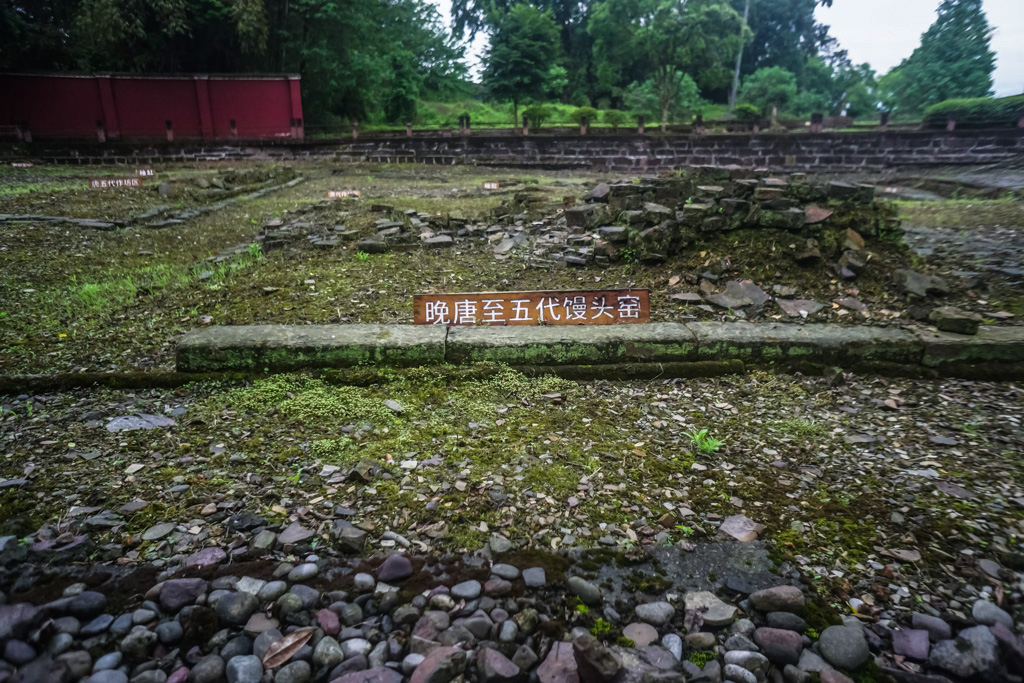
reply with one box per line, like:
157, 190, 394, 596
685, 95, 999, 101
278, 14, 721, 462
923, 94, 1024, 129
733, 103, 761, 123
570, 106, 599, 125
602, 109, 628, 130
522, 104, 552, 128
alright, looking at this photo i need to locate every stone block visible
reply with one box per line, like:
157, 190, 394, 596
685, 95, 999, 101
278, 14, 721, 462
917, 327, 1024, 367
176, 324, 447, 372
445, 323, 698, 366
690, 322, 924, 365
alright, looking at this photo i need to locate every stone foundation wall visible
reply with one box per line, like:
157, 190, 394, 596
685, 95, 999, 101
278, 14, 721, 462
5, 129, 1023, 172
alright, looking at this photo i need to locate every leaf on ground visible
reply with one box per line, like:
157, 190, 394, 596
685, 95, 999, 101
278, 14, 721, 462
262, 627, 314, 669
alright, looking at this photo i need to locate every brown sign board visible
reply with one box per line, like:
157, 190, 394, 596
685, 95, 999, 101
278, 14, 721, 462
89, 178, 142, 189
413, 289, 650, 326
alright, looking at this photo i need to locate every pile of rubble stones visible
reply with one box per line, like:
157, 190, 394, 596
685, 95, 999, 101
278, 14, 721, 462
351, 168, 898, 272
1, 549, 1021, 683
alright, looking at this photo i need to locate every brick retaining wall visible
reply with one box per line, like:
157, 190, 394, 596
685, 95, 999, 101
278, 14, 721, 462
4, 129, 1023, 173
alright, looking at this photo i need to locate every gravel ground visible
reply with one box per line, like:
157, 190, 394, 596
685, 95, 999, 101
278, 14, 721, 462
2, 370, 1022, 628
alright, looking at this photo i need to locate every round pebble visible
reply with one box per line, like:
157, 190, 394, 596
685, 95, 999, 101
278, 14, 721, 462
288, 563, 319, 582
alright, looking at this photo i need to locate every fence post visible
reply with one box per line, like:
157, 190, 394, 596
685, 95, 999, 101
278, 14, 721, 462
406, 121, 413, 138
580, 116, 587, 136
810, 113, 824, 134
694, 114, 705, 136
946, 115, 957, 132
351, 119, 359, 140
458, 115, 465, 137
166, 120, 173, 142
464, 114, 471, 136
637, 115, 645, 135
752, 119, 761, 135
879, 111, 889, 133
522, 115, 529, 136
96, 120, 106, 143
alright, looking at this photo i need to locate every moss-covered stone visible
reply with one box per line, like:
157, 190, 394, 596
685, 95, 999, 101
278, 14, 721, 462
446, 323, 698, 366
176, 324, 447, 372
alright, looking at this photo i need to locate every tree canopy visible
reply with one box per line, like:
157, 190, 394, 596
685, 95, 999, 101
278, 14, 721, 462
0, 0, 467, 125
1, 0, 1002, 127
880, 0, 995, 117
480, 4, 562, 125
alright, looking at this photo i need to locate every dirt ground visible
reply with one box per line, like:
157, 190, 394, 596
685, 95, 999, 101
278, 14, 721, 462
2, 161, 1022, 375
2, 159, 1023, 624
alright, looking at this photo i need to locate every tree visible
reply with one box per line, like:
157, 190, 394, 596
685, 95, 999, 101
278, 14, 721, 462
738, 66, 798, 115
650, 71, 703, 129
728, 0, 836, 88
481, 4, 561, 126
728, 0, 751, 112
881, 0, 995, 116
589, 0, 750, 129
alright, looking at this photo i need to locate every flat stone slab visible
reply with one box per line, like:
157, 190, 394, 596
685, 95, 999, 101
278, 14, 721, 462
689, 322, 924, 365
176, 324, 447, 372
916, 327, 1024, 367
445, 323, 697, 366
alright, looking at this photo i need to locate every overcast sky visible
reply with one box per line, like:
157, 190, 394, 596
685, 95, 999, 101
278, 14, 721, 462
434, 0, 1023, 97
817, 0, 1023, 97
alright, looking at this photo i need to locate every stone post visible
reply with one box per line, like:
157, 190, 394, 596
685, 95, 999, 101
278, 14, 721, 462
351, 119, 359, 140
464, 114, 471, 136
458, 115, 465, 136
771, 105, 778, 129
522, 115, 529, 136
580, 116, 588, 136
406, 122, 413, 138
946, 115, 957, 132
810, 113, 824, 134
637, 115, 645, 135
752, 118, 761, 135
96, 120, 106, 143
694, 114, 705, 136
879, 111, 889, 133
166, 119, 174, 142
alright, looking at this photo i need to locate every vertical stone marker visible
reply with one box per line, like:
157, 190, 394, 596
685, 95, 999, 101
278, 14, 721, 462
413, 289, 650, 326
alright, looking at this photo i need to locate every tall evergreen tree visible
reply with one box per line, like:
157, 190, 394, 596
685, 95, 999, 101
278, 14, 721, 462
880, 0, 995, 116
481, 4, 562, 126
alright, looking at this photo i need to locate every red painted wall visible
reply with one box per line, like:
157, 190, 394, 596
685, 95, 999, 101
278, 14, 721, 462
209, 79, 297, 139
0, 73, 303, 140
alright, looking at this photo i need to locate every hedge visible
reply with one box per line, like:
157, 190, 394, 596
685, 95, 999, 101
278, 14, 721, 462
923, 94, 1024, 129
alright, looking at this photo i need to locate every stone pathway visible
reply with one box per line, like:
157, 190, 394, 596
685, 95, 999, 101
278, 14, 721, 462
904, 223, 1024, 284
